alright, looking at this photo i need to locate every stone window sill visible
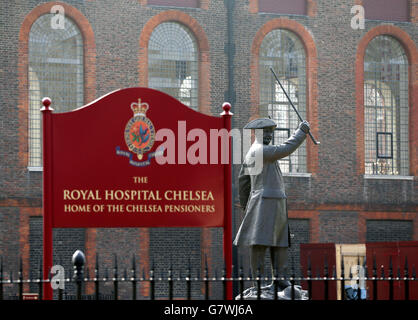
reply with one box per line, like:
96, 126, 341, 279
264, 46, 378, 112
363, 174, 414, 181
283, 172, 312, 178
28, 166, 43, 172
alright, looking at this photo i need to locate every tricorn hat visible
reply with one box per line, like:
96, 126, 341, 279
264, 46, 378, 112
244, 117, 277, 129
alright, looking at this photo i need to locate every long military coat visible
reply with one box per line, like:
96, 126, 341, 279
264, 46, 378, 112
233, 128, 307, 247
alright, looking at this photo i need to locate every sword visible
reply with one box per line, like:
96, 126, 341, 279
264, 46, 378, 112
270, 67, 320, 145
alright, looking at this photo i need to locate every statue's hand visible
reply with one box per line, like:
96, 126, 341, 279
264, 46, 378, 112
298, 120, 310, 134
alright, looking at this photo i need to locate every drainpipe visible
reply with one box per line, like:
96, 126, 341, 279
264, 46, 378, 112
223, 0, 238, 297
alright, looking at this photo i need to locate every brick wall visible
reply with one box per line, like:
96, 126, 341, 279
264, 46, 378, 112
366, 220, 413, 242
289, 218, 310, 278
93, 228, 144, 299
149, 228, 202, 298
319, 211, 359, 243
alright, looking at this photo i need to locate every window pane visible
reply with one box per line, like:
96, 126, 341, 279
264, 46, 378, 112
259, 29, 307, 173
364, 35, 408, 175
28, 14, 84, 167
148, 22, 198, 110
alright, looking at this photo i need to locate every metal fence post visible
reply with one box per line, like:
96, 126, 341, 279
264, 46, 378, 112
340, 254, 345, 300
332, 265, 336, 301
349, 264, 354, 300
252, 267, 258, 300
412, 265, 416, 293
150, 261, 155, 300
364, 261, 368, 301
65, 268, 71, 300
404, 257, 409, 300
86, 268, 91, 298
380, 264, 385, 300
356, 256, 361, 300
72, 250, 86, 300
223, 265, 227, 300
0, 256, 3, 300
373, 254, 377, 300
141, 268, 146, 300
123, 268, 127, 291
113, 254, 118, 300
38, 256, 43, 300
95, 253, 100, 300
10, 271, 13, 293
388, 257, 393, 300
168, 260, 173, 300
323, 255, 328, 300
307, 254, 312, 300
58, 282, 63, 300
396, 264, 401, 300
186, 258, 191, 300
204, 257, 209, 300
238, 265, 244, 300
57, 257, 63, 300
131, 255, 137, 301
291, 255, 296, 300
18, 257, 23, 300
273, 267, 278, 301
291, 270, 295, 301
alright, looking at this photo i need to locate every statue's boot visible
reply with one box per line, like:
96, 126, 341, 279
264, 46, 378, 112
262, 279, 291, 292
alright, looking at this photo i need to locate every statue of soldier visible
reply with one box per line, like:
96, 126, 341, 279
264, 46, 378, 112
233, 118, 310, 299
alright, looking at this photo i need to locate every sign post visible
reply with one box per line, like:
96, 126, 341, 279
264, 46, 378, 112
41, 97, 53, 300
41, 88, 233, 299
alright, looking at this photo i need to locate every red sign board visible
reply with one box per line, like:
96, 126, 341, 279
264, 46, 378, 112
42, 87, 233, 299
46, 87, 229, 228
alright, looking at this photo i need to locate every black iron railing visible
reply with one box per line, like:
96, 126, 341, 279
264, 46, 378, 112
0, 252, 416, 300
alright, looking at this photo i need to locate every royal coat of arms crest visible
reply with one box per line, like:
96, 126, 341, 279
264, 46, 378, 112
124, 99, 155, 161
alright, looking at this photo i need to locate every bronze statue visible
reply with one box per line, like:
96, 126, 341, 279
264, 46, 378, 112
233, 117, 310, 299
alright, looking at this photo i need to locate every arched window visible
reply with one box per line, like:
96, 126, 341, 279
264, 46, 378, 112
28, 14, 83, 168
259, 29, 307, 173
364, 35, 409, 175
148, 22, 198, 110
